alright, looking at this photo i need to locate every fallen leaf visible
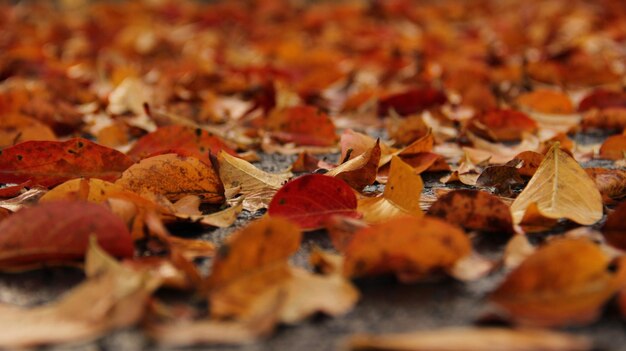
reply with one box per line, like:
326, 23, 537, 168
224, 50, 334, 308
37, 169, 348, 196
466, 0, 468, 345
268, 174, 360, 230
427, 190, 514, 234
510, 143, 603, 225
602, 201, 626, 251
511, 151, 544, 177
358, 156, 423, 223
0, 114, 56, 148
345, 327, 592, 351
0, 239, 158, 349
343, 216, 471, 282
518, 202, 559, 233
599, 134, 626, 160
0, 200, 133, 269
290, 152, 321, 172
582, 108, 626, 131
469, 109, 537, 141
265, 105, 338, 146
585, 168, 626, 204
327, 139, 381, 190
377, 87, 447, 117
218, 150, 291, 211
207, 216, 302, 289
0, 138, 133, 188
490, 237, 626, 327
503, 234, 536, 270
385, 114, 429, 146
39, 178, 124, 203
516, 89, 574, 114
116, 153, 225, 204
127, 125, 237, 164
578, 89, 626, 112
476, 164, 524, 196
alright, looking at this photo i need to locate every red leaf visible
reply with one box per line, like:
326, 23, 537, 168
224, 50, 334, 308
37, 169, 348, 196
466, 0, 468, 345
127, 125, 237, 164
0, 200, 133, 268
377, 87, 447, 117
578, 89, 626, 112
265, 105, 338, 146
268, 174, 359, 230
0, 138, 133, 187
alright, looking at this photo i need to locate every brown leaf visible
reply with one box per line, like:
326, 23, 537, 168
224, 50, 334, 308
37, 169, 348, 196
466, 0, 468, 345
327, 139, 381, 190
602, 201, 626, 251
585, 168, 626, 204
343, 216, 471, 282
0, 240, 159, 349
427, 190, 514, 234
345, 327, 592, 351
491, 238, 626, 327
116, 153, 225, 204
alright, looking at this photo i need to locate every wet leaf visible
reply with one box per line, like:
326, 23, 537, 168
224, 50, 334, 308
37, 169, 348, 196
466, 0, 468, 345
346, 327, 592, 351
116, 153, 225, 204
343, 216, 471, 282
427, 190, 513, 234
358, 156, 423, 223
510, 143, 603, 225
491, 238, 626, 327
0, 200, 133, 269
0, 138, 133, 188
268, 174, 360, 230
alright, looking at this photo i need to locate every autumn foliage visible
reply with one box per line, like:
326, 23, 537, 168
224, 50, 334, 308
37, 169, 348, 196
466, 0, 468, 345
0, 0, 625, 349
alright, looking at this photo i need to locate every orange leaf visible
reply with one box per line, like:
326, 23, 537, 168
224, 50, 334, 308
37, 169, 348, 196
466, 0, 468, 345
265, 105, 337, 147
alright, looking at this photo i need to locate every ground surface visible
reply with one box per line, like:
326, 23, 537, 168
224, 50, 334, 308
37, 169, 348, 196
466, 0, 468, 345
1, 151, 625, 351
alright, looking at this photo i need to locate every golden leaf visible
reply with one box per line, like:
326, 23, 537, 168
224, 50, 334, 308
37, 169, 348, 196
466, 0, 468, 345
510, 143, 602, 225
358, 156, 423, 223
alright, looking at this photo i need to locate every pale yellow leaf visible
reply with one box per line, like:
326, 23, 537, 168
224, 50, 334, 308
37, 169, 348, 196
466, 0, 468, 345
510, 143, 603, 225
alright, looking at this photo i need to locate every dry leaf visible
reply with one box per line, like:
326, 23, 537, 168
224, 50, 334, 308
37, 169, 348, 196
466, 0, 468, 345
510, 143, 603, 225
585, 168, 626, 204
326, 139, 381, 190
217, 150, 291, 211
345, 327, 592, 351
0, 240, 159, 349
427, 190, 513, 234
343, 216, 471, 282
491, 237, 626, 327
116, 153, 225, 204
359, 157, 422, 222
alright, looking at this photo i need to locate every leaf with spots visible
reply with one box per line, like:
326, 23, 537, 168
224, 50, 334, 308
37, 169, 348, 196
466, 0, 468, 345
427, 190, 514, 234
342, 216, 472, 282
268, 174, 360, 230
0, 138, 133, 188
491, 238, 626, 327
0, 200, 133, 269
115, 153, 224, 204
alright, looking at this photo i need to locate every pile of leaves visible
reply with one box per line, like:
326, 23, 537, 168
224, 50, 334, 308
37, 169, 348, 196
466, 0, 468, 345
1, 0, 626, 349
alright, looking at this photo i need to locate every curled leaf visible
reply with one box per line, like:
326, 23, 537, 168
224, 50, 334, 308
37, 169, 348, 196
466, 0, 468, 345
510, 143, 603, 225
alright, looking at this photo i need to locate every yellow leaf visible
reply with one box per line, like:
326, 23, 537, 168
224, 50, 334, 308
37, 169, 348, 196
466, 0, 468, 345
510, 143, 603, 225
358, 156, 423, 223
40, 178, 123, 203
217, 151, 291, 211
